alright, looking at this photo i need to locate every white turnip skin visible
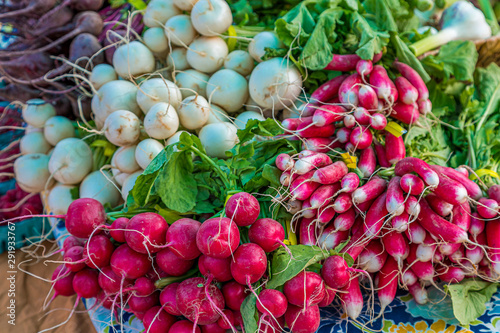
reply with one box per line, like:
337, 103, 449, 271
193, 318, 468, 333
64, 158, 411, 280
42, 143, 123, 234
103, 110, 141, 147
248, 57, 303, 110
136, 78, 183, 113
143, 27, 169, 54
177, 95, 210, 129
49, 138, 93, 185
48, 183, 75, 215
191, 0, 232, 36
113, 146, 140, 174
235, 111, 265, 129
166, 131, 188, 147
79, 171, 121, 207
173, 0, 199, 10
135, 139, 164, 170
175, 69, 209, 99
121, 171, 141, 201
187, 36, 228, 73
89, 64, 117, 91
114, 172, 129, 187
25, 125, 42, 134
206, 69, 249, 112
167, 48, 190, 71
224, 50, 255, 76
22, 99, 56, 128
164, 15, 197, 47
43, 116, 75, 145
20, 132, 51, 155
248, 31, 284, 62
144, 102, 179, 140
207, 104, 230, 124
112, 41, 155, 80
14, 153, 54, 193
143, 0, 181, 28
198, 122, 238, 158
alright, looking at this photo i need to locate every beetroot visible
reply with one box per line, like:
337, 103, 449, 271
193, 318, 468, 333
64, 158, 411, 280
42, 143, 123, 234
225, 192, 261, 226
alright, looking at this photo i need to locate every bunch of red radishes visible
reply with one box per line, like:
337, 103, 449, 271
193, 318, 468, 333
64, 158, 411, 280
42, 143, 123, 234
275, 149, 500, 320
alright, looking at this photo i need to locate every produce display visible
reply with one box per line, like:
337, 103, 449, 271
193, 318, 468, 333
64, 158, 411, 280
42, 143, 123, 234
1, 0, 500, 332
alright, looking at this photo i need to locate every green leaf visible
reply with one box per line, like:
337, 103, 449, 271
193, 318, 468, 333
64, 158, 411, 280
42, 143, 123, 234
445, 279, 498, 326
70, 186, 79, 200
351, 12, 389, 60
267, 245, 330, 289
474, 63, 500, 135
262, 164, 282, 187
240, 294, 258, 333
390, 32, 430, 82
237, 119, 284, 143
131, 149, 169, 206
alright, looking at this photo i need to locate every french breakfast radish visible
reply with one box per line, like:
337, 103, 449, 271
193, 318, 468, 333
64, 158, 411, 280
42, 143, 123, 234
386, 132, 407, 165
418, 198, 468, 243
386, 176, 405, 216
400, 174, 425, 195
370, 65, 398, 103
426, 193, 453, 217
378, 256, 399, 313
394, 157, 439, 187
339, 73, 362, 107
352, 177, 387, 205
311, 75, 348, 103
393, 61, 429, 102
339, 276, 363, 320
358, 84, 378, 111
395, 77, 418, 105
359, 146, 376, 178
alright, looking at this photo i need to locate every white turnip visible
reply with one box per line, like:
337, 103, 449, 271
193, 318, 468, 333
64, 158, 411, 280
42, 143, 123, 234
206, 69, 248, 112
186, 36, 228, 73
144, 102, 179, 140
136, 78, 182, 113
103, 110, 141, 147
198, 122, 238, 158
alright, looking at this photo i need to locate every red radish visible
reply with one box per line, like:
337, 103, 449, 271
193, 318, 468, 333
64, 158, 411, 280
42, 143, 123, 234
299, 218, 317, 246
72, 268, 100, 299
385, 132, 406, 165
386, 176, 405, 216
418, 199, 468, 244
310, 184, 339, 208
284, 271, 325, 307
176, 277, 224, 325
418, 99, 432, 114
430, 165, 482, 200
318, 226, 349, 250
370, 65, 398, 103
449, 246, 466, 265
356, 59, 373, 79
324, 54, 361, 71
400, 174, 425, 195
312, 105, 345, 127
283, 117, 313, 131
393, 61, 429, 102
340, 172, 360, 193
395, 157, 439, 187
353, 107, 371, 125
66, 198, 106, 239
157, 248, 194, 276
51, 265, 75, 298
437, 266, 465, 283
285, 304, 320, 333
349, 126, 373, 149
248, 218, 286, 252
318, 285, 337, 307
316, 205, 336, 224
280, 170, 292, 186
407, 244, 434, 281
395, 77, 418, 105
321, 255, 350, 289
488, 185, 500, 202
378, 256, 398, 313
469, 212, 485, 237
257, 315, 285, 333
431, 174, 468, 206
311, 75, 349, 103
401, 268, 418, 286
466, 233, 486, 265
225, 192, 260, 227
339, 276, 363, 319
257, 289, 288, 318
363, 192, 389, 238
196, 217, 240, 259
408, 283, 428, 305
275, 153, 294, 171
290, 171, 320, 201
198, 255, 232, 282
110, 244, 152, 280
343, 115, 356, 128
98, 266, 132, 294
302, 137, 342, 153
297, 122, 336, 138
339, 73, 362, 106
333, 208, 355, 231
202, 323, 227, 333
311, 161, 348, 184
230, 243, 267, 285
352, 177, 387, 204
405, 221, 426, 244
374, 140, 391, 168
370, 113, 387, 130
217, 309, 235, 330
359, 146, 376, 178
143, 306, 176, 333
415, 234, 436, 262
392, 212, 410, 232
439, 242, 461, 256
129, 278, 155, 298
426, 194, 453, 217
477, 198, 499, 219
336, 128, 352, 145
382, 230, 408, 265
358, 240, 388, 272
165, 218, 202, 260
390, 102, 419, 125
451, 202, 471, 231
125, 212, 168, 254
222, 281, 249, 311
294, 153, 332, 175
300, 199, 316, 219
83, 235, 114, 269
405, 196, 421, 217
64, 246, 86, 272
62, 236, 84, 251
486, 219, 500, 275
109, 217, 128, 243
358, 84, 378, 111
168, 320, 201, 333
332, 192, 352, 213
160, 283, 182, 316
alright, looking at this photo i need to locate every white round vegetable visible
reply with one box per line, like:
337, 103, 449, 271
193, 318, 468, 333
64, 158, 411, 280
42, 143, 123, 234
22, 99, 56, 128
207, 104, 230, 124
167, 48, 190, 71
186, 36, 228, 73
248, 57, 303, 110
103, 110, 141, 147
175, 69, 209, 99
90, 64, 117, 91
164, 15, 197, 47
114, 145, 141, 174
166, 130, 189, 147
144, 102, 179, 140
248, 31, 284, 62
25, 125, 42, 134
234, 111, 265, 129
80, 171, 121, 207
143, 0, 181, 28
143, 27, 169, 54
14, 153, 54, 193
206, 69, 249, 112
20, 132, 51, 155
49, 138, 93, 185
114, 172, 130, 187
135, 139, 164, 170
47, 183, 75, 215
244, 95, 267, 113
199, 122, 238, 158
136, 78, 182, 113
43, 116, 75, 145
112, 41, 155, 80
224, 50, 255, 76
121, 171, 142, 201
177, 95, 210, 129
173, 0, 198, 11
191, 0, 232, 36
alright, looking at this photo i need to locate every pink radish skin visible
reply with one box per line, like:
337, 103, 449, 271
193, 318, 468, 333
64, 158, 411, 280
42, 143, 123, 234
470, 213, 485, 237
222, 281, 249, 311
359, 146, 376, 178
339, 276, 363, 320
400, 174, 425, 195
248, 218, 286, 252
437, 267, 465, 283
385, 132, 406, 165
405, 221, 426, 244
352, 177, 387, 204
374, 140, 391, 167
72, 268, 100, 299
370, 113, 387, 130
257, 289, 288, 318
257, 315, 284, 333
317, 205, 336, 224
391, 102, 420, 125
160, 283, 182, 316
477, 198, 499, 219
169, 320, 201, 333
321, 255, 350, 289
313, 105, 345, 127
310, 161, 348, 184
395, 77, 418, 105
310, 184, 340, 208
451, 202, 471, 231
456, 167, 469, 176
431, 174, 468, 206
301, 199, 316, 219
318, 285, 337, 307
401, 268, 418, 286
125, 212, 168, 254
439, 242, 461, 256
382, 230, 408, 265
290, 171, 320, 201
378, 256, 399, 312
217, 309, 235, 330
98, 266, 132, 294
417, 199, 468, 244
109, 217, 128, 243
52, 265, 76, 298
393, 61, 429, 102
395, 157, 439, 187
66, 198, 107, 239
341, 172, 360, 193
143, 306, 176, 333
334, 208, 355, 231
294, 153, 332, 175
405, 196, 421, 217
407, 244, 434, 281
466, 233, 486, 264
318, 227, 349, 250
486, 219, 500, 275
225, 192, 260, 227
349, 126, 373, 149
110, 244, 152, 280
392, 212, 410, 232
165, 218, 202, 260
324, 54, 361, 71
415, 234, 436, 262
280, 170, 292, 187
275, 153, 294, 171
284, 271, 325, 307
488, 185, 500, 202
353, 107, 371, 125
196, 217, 240, 259
331, 192, 351, 213
297, 122, 336, 138
299, 217, 317, 246
449, 246, 465, 265
302, 137, 342, 153
285, 304, 320, 333
339, 73, 362, 106
358, 85, 378, 111
386, 176, 405, 216
83, 235, 114, 269
64, 246, 86, 272
358, 240, 388, 273
418, 99, 432, 114
311, 75, 349, 103
343, 115, 356, 129
230, 243, 267, 285
356, 59, 373, 79
370, 65, 398, 103
198, 255, 232, 282
430, 165, 482, 200
336, 127, 352, 143
426, 194, 453, 217
363, 192, 389, 238
408, 283, 428, 305
282, 117, 313, 131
